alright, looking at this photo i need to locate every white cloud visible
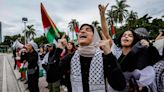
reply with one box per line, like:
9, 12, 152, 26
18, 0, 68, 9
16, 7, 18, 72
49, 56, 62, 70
0, 0, 164, 41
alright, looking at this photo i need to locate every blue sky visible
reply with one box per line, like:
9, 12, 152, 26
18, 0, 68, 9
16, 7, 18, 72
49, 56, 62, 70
0, 0, 164, 40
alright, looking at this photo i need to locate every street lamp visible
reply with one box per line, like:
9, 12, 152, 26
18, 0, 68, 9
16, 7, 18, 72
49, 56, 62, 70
22, 17, 28, 45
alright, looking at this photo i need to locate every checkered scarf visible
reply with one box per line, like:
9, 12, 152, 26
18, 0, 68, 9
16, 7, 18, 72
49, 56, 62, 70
153, 60, 164, 92
70, 48, 106, 92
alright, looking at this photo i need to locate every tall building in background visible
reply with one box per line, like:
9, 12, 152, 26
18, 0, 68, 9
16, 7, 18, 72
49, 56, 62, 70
0, 21, 2, 43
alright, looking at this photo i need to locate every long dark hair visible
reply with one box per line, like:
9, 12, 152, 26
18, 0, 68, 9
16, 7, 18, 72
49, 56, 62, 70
117, 30, 139, 48
65, 42, 76, 54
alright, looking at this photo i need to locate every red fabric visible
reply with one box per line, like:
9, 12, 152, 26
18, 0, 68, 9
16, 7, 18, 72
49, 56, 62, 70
74, 22, 79, 33
16, 60, 21, 69
41, 3, 51, 28
111, 25, 116, 35
21, 71, 26, 79
41, 3, 60, 38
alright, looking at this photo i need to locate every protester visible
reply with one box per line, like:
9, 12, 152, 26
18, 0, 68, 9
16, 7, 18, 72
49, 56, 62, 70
133, 28, 160, 67
155, 29, 164, 41
19, 47, 28, 81
12, 48, 17, 69
16, 47, 27, 81
99, 4, 158, 92
154, 29, 164, 59
42, 43, 61, 92
52, 23, 126, 92
38, 45, 46, 77
24, 41, 39, 92
153, 29, 164, 92
60, 41, 76, 92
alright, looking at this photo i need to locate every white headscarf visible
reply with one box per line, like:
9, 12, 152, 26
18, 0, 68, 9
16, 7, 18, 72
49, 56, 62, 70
78, 27, 101, 57
28, 41, 38, 52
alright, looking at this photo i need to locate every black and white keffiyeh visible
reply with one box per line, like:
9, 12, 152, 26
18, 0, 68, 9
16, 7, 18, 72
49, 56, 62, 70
153, 60, 164, 92
70, 48, 106, 92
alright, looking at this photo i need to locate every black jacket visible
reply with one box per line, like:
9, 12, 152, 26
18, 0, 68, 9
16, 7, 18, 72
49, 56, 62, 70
46, 50, 61, 83
119, 42, 161, 72
55, 48, 126, 92
23, 51, 39, 69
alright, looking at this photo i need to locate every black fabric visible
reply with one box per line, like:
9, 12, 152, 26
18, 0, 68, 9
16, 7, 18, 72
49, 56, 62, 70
28, 68, 39, 92
13, 49, 17, 69
46, 48, 62, 83
20, 51, 27, 63
39, 53, 45, 61
24, 51, 39, 92
24, 51, 39, 69
42, 64, 48, 71
80, 56, 92, 92
119, 42, 161, 72
56, 48, 126, 92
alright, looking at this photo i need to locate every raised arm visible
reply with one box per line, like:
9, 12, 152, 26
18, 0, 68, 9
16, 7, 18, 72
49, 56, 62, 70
155, 31, 164, 40
99, 31, 126, 91
98, 4, 112, 40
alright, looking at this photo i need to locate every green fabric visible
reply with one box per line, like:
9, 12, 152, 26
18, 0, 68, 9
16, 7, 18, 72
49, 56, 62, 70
39, 69, 44, 77
19, 68, 27, 73
46, 26, 58, 43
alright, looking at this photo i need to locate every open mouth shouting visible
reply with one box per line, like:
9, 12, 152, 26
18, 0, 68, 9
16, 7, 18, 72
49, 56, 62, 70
122, 39, 129, 43
79, 35, 87, 40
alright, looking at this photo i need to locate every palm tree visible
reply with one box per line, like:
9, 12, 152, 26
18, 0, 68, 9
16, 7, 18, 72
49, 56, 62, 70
92, 21, 99, 28
106, 9, 117, 37
23, 25, 36, 42
135, 14, 152, 28
112, 0, 129, 25
106, 9, 116, 25
127, 11, 138, 21
68, 19, 79, 40
162, 15, 164, 19
92, 20, 102, 33
126, 10, 138, 29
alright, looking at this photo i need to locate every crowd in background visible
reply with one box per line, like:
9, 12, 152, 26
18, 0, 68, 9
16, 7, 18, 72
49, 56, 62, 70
12, 4, 164, 92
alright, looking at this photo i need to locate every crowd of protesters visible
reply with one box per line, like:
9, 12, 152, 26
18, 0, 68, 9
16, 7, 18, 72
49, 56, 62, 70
12, 4, 164, 92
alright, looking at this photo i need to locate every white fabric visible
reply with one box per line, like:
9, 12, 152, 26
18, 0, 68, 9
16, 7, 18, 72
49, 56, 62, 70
111, 41, 122, 59
78, 45, 97, 57
124, 66, 155, 87
77, 27, 100, 57
41, 52, 49, 64
153, 60, 164, 92
71, 48, 106, 92
153, 38, 164, 56
28, 41, 38, 52
12, 40, 24, 49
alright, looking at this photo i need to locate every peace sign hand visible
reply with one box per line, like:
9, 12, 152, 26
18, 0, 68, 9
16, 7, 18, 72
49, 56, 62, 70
99, 31, 112, 55
98, 3, 109, 16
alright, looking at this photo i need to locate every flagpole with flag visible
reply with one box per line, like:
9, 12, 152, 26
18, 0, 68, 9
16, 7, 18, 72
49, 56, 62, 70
40, 3, 60, 45
73, 21, 79, 40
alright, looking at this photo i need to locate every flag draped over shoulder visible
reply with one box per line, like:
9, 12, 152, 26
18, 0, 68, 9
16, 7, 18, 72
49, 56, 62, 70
40, 3, 60, 44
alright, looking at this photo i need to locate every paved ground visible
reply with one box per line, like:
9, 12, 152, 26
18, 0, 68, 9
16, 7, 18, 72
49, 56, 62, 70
0, 55, 4, 91
0, 53, 67, 92
6, 53, 49, 92
0, 54, 20, 92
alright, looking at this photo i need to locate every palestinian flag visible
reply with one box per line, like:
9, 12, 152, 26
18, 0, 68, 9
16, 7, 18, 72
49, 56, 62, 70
111, 25, 116, 39
74, 22, 79, 33
41, 3, 60, 44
